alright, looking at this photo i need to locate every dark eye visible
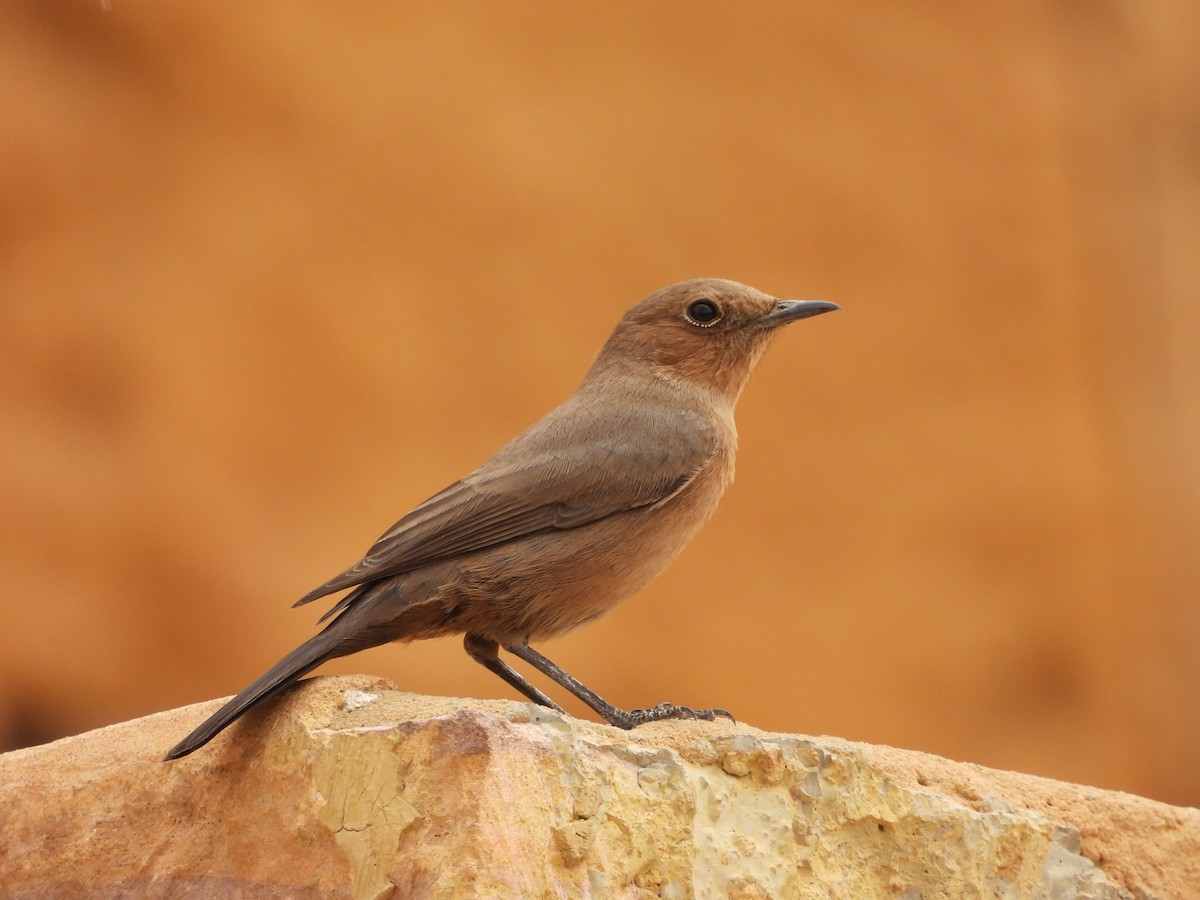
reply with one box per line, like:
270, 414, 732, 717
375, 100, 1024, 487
684, 299, 722, 327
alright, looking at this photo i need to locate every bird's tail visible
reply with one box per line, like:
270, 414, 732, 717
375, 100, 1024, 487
163, 631, 342, 761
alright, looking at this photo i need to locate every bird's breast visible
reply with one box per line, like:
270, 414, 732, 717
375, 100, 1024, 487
451, 439, 736, 644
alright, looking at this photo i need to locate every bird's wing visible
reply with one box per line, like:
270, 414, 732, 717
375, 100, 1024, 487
294, 404, 716, 608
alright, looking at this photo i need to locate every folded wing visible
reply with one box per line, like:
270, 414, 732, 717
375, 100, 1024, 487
294, 403, 716, 616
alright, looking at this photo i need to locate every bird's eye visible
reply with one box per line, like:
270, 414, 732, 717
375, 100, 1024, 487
684, 299, 722, 327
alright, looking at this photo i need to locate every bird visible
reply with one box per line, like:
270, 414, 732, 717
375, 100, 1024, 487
165, 278, 838, 760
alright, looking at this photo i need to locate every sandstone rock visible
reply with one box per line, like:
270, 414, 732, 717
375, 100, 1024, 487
1, 675, 1195, 898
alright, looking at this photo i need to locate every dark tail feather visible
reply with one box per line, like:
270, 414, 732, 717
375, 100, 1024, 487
163, 634, 337, 761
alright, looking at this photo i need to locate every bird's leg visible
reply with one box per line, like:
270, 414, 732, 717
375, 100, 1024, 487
503, 642, 734, 729
464, 634, 564, 712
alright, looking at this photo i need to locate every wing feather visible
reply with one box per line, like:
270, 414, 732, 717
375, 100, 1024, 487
294, 401, 716, 608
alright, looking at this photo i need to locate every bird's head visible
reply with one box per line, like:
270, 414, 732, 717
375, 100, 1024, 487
590, 278, 839, 405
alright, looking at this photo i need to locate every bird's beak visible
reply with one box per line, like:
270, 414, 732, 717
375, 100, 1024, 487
759, 300, 841, 328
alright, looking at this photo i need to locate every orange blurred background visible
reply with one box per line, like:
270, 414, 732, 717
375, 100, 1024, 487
2, 3, 1198, 805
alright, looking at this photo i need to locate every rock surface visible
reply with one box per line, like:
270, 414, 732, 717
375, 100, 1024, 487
1, 675, 1196, 898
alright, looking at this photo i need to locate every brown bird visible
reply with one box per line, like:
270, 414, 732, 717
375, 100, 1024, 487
165, 278, 837, 760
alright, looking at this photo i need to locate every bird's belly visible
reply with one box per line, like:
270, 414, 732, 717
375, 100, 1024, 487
449, 459, 731, 643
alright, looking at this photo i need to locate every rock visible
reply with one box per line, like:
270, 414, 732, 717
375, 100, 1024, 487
0, 675, 1195, 898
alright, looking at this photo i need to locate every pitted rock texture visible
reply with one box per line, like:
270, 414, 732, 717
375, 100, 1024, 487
1, 676, 1196, 898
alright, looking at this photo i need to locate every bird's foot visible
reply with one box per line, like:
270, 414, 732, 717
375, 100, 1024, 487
605, 702, 735, 729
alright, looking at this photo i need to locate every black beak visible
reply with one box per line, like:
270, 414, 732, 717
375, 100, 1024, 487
759, 300, 840, 328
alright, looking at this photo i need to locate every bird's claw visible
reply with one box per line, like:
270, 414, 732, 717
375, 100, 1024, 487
608, 702, 736, 729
